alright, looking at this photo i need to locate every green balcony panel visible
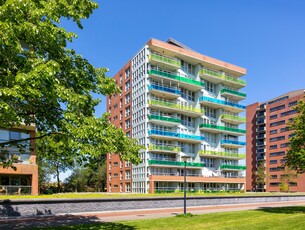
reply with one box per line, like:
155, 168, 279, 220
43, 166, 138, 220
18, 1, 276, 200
148, 159, 205, 167
149, 53, 181, 68
199, 150, 246, 158
199, 123, 246, 134
220, 88, 246, 98
148, 145, 181, 152
221, 114, 246, 123
148, 69, 204, 87
220, 165, 246, 170
200, 69, 246, 86
148, 100, 204, 114
148, 114, 181, 123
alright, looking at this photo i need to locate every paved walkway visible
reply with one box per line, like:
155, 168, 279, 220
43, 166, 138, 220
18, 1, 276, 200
1, 200, 305, 229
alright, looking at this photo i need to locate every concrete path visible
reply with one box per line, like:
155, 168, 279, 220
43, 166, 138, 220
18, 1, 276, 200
1, 200, 305, 229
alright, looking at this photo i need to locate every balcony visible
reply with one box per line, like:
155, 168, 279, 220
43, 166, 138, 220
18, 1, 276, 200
199, 96, 246, 113
148, 84, 181, 99
148, 69, 204, 91
199, 68, 246, 89
220, 164, 246, 171
148, 144, 181, 153
148, 53, 181, 70
148, 114, 181, 127
148, 159, 205, 168
221, 114, 246, 125
199, 123, 246, 136
220, 139, 246, 148
148, 99, 204, 117
220, 88, 246, 101
199, 150, 246, 160
148, 129, 205, 143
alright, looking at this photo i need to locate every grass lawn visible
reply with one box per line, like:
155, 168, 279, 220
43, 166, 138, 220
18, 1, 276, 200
1, 191, 304, 200
35, 206, 305, 230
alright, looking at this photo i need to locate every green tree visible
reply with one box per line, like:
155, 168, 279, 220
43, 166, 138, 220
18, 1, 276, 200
255, 160, 266, 192
279, 168, 297, 193
0, 0, 141, 168
285, 99, 305, 173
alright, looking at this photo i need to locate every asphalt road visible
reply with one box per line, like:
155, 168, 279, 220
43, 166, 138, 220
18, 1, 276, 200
1, 200, 305, 229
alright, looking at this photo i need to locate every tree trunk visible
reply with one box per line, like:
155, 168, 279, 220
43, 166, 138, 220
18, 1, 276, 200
56, 164, 60, 193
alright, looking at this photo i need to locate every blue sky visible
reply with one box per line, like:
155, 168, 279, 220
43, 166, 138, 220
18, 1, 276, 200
59, 0, 305, 180
63, 0, 305, 117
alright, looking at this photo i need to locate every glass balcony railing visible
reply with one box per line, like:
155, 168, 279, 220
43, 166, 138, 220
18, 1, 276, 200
199, 123, 246, 134
148, 69, 205, 87
199, 150, 246, 158
148, 129, 205, 141
148, 99, 204, 114
148, 84, 181, 95
148, 144, 181, 153
220, 164, 246, 170
148, 159, 205, 167
149, 53, 181, 68
220, 88, 246, 98
199, 96, 246, 110
199, 69, 246, 86
221, 140, 246, 146
148, 114, 181, 124
221, 114, 246, 123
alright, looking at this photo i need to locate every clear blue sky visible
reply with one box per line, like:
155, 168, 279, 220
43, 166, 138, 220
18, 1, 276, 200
60, 0, 305, 180
63, 0, 305, 117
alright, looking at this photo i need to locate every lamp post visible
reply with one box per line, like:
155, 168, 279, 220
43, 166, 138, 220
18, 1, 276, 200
181, 155, 190, 215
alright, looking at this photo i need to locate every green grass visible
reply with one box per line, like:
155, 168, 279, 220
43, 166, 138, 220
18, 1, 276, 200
35, 206, 305, 229
1, 191, 305, 200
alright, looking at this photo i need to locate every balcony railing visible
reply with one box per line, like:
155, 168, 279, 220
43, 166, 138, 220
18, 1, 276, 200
220, 88, 246, 98
148, 84, 181, 95
199, 96, 246, 110
221, 114, 246, 123
199, 68, 246, 86
199, 150, 246, 158
148, 99, 204, 114
148, 114, 181, 124
149, 53, 181, 68
148, 144, 181, 153
199, 123, 246, 134
148, 159, 205, 167
221, 140, 246, 146
220, 164, 246, 170
148, 69, 205, 87
148, 129, 205, 141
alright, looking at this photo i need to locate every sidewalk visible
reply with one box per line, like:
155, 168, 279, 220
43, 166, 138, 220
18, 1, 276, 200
1, 200, 305, 229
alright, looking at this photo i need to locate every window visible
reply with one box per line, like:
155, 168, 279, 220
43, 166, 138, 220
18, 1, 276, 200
125, 119, 130, 129
270, 130, 277, 135
113, 162, 118, 166
269, 160, 277, 164
125, 183, 131, 192
270, 120, 285, 127
125, 80, 130, 92
113, 185, 118, 188
201, 158, 215, 167
289, 101, 298, 107
120, 74, 123, 84
280, 143, 290, 148
270, 175, 277, 179
125, 161, 130, 167
270, 145, 277, 150
125, 106, 130, 117
205, 82, 216, 94
10, 132, 20, 140
270, 136, 285, 142
125, 170, 130, 179
125, 67, 130, 79
270, 115, 278, 120
281, 110, 297, 117
113, 173, 118, 178
280, 127, 289, 132
269, 182, 279, 186
125, 93, 130, 104
270, 105, 285, 112
270, 151, 285, 157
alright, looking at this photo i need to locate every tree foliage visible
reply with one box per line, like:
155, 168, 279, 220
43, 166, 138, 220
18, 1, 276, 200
285, 99, 305, 173
0, 0, 141, 167
255, 160, 266, 191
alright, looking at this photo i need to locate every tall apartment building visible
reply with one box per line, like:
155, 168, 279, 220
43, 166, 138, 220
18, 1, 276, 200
107, 38, 247, 193
246, 89, 305, 192
0, 126, 38, 195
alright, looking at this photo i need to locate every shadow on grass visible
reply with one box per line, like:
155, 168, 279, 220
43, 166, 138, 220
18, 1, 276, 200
257, 206, 305, 214
0, 214, 135, 230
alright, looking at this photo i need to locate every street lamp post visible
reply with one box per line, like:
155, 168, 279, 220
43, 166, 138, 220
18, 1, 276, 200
181, 155, 190, 215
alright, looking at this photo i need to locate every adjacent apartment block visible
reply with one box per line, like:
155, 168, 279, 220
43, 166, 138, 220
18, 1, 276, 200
246, 89, 305, 192
107, 38, 247, 193
0, 126, 38, 195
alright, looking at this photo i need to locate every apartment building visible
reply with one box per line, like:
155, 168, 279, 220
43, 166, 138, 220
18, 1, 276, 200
246, 89, 305, 192
107, 38, 247, 193
0, 126, 38, 195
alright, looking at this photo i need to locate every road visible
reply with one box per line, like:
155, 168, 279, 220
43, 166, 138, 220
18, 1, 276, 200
1, 200, 305, 229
